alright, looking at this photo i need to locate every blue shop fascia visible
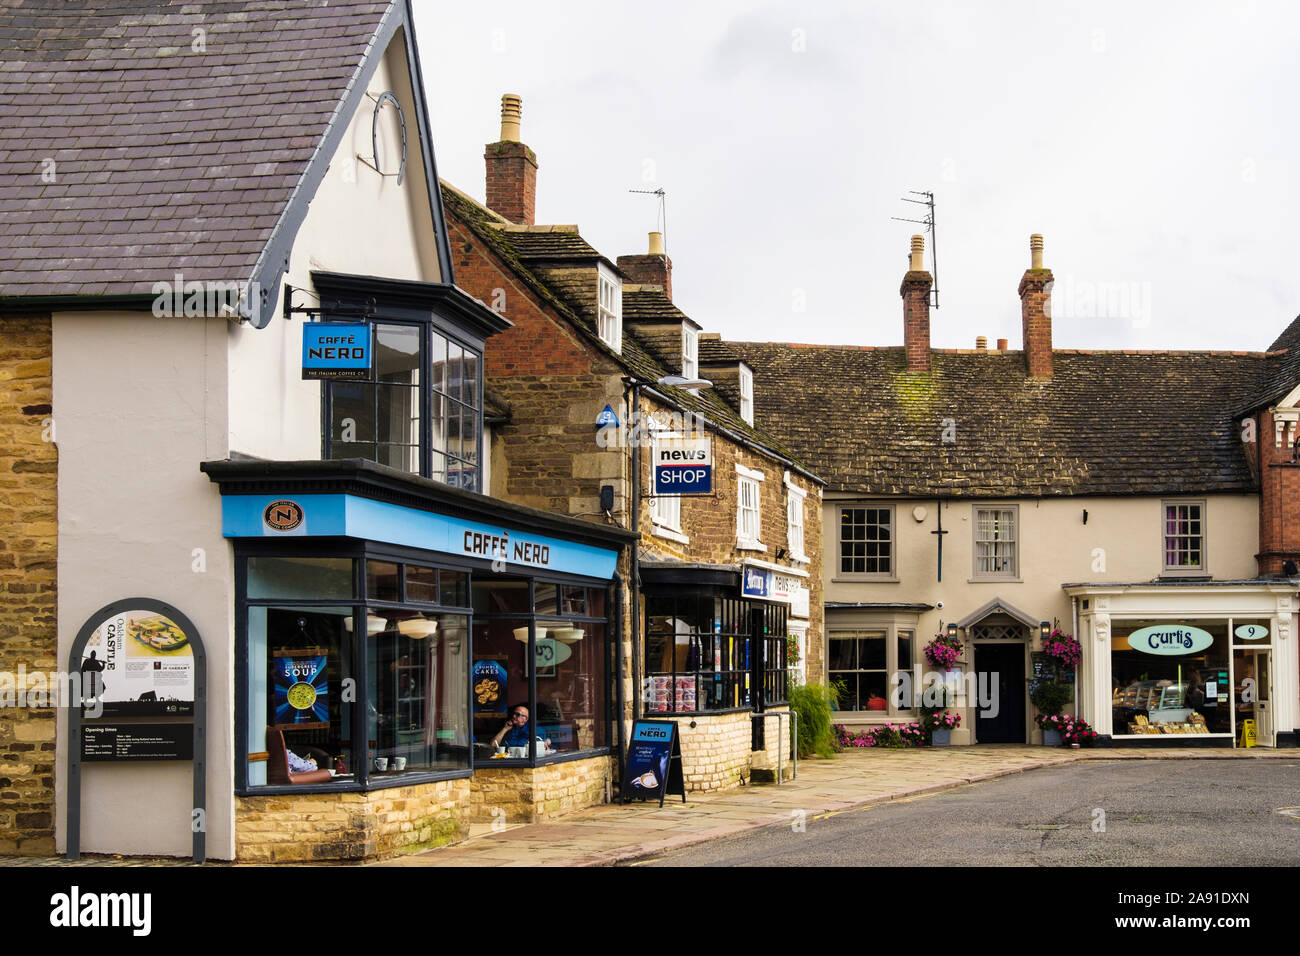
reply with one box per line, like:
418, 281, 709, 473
203, 454, 634, 840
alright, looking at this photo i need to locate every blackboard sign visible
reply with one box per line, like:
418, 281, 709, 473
622, 720, 685, 807
1030, 652, 1057, 683
81, 723, 194, 761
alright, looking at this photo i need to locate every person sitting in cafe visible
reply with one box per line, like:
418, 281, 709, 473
489, 704, 550, 753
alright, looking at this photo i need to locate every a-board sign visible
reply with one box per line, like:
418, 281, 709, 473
622, 719, 686, 807
81, 723, 194, 762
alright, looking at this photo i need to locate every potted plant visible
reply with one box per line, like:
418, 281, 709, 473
1030, 680, 1074, 745
1041, 628, 1082, 674
1060, 715, 1099, 747
923, 632, 964, 670
924, 709, 961, 746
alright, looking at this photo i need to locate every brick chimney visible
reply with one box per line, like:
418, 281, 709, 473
1019, 233, 1054, 377
484, 93, 537, 225
900, 234, 932, 372
616, 232, 672, 300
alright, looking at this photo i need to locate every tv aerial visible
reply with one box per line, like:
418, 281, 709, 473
628, 186, 667, 252
892, 189, 940, 308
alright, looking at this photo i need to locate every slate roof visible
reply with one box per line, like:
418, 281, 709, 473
439, 182, 821, 483
0, 0, 391, 299
722, 342, 1270, 498
1247, 313, 1300, 412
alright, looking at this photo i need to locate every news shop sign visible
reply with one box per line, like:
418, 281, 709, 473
652, 437, 712, 495
302, 323, 372, 380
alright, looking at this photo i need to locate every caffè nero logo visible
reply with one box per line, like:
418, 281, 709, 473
263, 499, 304, 532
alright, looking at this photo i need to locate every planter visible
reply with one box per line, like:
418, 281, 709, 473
931, 729, 952, 747
1042, 729, 1062, 747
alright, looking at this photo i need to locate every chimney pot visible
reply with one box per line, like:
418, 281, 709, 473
909, 234, 925, 272
1030, 233, 1044, 269
499, 93, 522, 142
900, 235, 933, 372
997, 338, 1009, 351
648, 231, 664, 256
975, 336, 987, 350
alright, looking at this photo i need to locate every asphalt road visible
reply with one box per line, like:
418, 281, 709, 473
634, 759, 1300, 866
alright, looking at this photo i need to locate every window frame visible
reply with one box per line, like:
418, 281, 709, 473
827, 623, 916, 717
784, 472, 809, 564
739, 364, 754, 425
971, 504, 1020, 581
835, 504, 896, 580
682, 325, 699, 380
320, 309, 484, 493
735, 463, 765, 551
1161, 499, 1208, 576
597, 262, 622, 354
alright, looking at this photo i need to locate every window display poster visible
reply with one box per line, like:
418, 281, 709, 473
79, 610, 195, 717
622, 720, 685, 807
473, 658, 508, 715
271, 650, 329, 729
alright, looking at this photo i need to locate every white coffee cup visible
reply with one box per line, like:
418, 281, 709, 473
508, 746, 526, 758
373, 757, 388, 772
391, 756, 407, 771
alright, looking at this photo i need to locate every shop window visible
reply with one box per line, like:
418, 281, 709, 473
1162, 500, 1205, 573
838, 506, 893, 576
1111, 619, 1231, 737
470, 579, 609, 762
973, 506, 1018, 578
643, 590, 788, 714
649, 429, 684, 538
242, 555, 474, 792
325, 321, 482, 491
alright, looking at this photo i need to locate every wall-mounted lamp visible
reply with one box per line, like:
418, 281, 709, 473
1039, 620, 1051, 641
947, 623, 958, 639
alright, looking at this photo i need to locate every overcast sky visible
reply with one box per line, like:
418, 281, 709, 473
414, 0, 1299, 352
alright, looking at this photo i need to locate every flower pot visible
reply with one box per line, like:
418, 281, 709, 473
931, 729, 951, 747
1042, 729, 1062, 747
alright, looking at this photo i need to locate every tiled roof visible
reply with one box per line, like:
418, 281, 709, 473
622, 288, 695, 325
727, 343, 1269, 497
489, 227, 604, 261
440, 182, 820, 482
0, 0, 391, 298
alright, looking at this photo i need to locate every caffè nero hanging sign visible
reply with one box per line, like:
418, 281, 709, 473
1127, 624, 1214, 655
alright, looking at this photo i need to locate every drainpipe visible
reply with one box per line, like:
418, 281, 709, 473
613, 571, 626, 790
624, 378, 643, 726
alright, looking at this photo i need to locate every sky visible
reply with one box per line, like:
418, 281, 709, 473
413, 0, 1299, 352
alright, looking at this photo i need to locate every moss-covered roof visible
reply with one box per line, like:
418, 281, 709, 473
440, 183, 821, 483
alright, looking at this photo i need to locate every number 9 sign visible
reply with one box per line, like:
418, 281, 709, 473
1234, 624, 1269, 641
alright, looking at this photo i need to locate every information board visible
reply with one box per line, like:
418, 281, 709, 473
622, 720, 686, 807
81, 723, 194, 761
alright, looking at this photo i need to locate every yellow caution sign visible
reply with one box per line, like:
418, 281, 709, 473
1239, 719, 1256, 749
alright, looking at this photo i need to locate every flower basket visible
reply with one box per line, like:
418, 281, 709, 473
923, 633, 963, 670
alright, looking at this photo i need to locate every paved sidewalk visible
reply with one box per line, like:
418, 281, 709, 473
2, 745, 1291, 867
374, 744, 1298, 867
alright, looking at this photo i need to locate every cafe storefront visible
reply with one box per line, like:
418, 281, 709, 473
1067, 582, 1299, 747
203, 458, 633, 861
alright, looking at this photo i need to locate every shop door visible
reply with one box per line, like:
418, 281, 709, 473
974, 643, 1025, 744
1233, 647, 1273, 747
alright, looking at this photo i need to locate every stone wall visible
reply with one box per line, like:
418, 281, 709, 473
468, 754, 613, 823
0, 314, 57, 855
653, 711, 753, 792
234, 777, 471, 862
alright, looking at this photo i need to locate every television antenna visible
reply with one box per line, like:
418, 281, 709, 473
628, 186, 667, 253
891, 189, 939, 308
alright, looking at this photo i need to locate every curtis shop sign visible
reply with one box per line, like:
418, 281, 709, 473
1126, 624, 1214, 655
